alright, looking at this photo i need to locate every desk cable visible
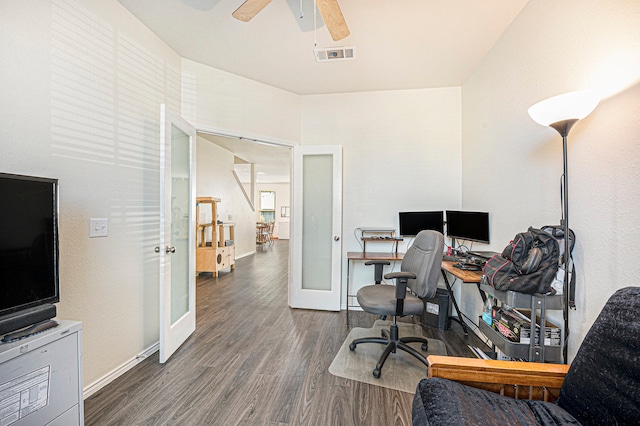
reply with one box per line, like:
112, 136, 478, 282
353, 227, 365, 251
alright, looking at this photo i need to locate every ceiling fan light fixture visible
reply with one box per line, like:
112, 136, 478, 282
314, 46, 356, 62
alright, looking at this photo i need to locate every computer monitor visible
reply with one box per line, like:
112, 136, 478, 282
445, 210, 490, 244
398, 211, 444, 237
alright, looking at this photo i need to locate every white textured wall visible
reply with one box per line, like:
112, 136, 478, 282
196, 138, 256, 259
0, 0, 182, 388
181, 59, 301, 144
301, 88, 463, 306
461, 0, 640, 360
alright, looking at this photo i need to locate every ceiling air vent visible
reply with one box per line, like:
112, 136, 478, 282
314, 46, 356, 62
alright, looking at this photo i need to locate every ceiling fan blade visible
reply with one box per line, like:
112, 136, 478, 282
232, 0, 272, 22
315, 0, 350, 41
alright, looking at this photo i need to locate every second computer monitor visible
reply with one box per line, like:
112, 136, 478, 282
445, 210, 490, 244
398, 211, 444, 237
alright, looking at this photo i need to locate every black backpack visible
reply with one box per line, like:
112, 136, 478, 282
541, 225, 576, 308
483, 227, 562, 295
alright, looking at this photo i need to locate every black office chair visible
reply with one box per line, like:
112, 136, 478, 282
349, 230, 444, 378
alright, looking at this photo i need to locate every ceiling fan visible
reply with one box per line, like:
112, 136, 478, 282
232, 0, 350, 41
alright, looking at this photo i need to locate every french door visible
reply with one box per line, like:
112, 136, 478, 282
158, 105, 197, 363
289, 145, 342, 310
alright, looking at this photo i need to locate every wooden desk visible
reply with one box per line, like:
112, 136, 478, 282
347, 251, 404, 262
440, 260, 484, 335
346, 251, 404, 326
441, 260, 483, 283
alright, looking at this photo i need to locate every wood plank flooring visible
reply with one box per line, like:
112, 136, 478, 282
84, 241, 487, 425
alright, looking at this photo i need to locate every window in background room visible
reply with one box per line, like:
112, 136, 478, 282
259, 190, 276, 222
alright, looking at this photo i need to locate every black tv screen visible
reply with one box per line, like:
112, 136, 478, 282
0, 173, 59, 318
399, 211, 444, 236
446, 210, 490, 244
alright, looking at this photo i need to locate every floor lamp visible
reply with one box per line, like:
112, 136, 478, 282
528, 90, 599, 363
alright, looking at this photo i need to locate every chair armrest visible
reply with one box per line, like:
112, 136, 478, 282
364, 260, 391, 266
384, 271, 416, 280
427, 355, 570, 401
383, 272, 417, 315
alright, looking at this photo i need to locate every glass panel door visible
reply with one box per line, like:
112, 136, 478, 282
290, 145, 342, 310
159, 104, 196, 363
302, 154, 332, 290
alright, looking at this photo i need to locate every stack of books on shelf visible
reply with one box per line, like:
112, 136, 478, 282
491, 306, 561, 346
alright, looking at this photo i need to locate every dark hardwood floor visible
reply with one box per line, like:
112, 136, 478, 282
84, 240, 487, 425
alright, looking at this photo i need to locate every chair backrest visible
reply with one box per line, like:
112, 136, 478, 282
401, 230, 444, 299
557, 286, 640, 425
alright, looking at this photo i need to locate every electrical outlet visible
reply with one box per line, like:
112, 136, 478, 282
90, 218, 108, 238
228, 214, 233, 221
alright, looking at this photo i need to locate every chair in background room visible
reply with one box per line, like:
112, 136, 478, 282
349, 230, 444, 378
266, 221, 275, 245
412, 286, 640, 425
256, 222, 268, 245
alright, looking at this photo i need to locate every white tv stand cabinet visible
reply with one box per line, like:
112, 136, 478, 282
0, 320, 83, 425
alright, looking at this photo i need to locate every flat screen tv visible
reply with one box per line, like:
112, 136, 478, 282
0, 173, 59, 337
398, 211, 444, 237
445, 210, 490, 244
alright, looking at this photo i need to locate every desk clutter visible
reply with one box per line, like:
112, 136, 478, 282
442, 252, 495, 271
356, 227, 403, 253
483, 305, 561, 346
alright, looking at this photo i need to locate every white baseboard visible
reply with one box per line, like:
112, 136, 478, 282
83, 342, 159, 399
236, 250, 256, 259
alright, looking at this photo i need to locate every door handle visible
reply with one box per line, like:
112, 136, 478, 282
166, 246, 176, 253
334, 236, 340, 241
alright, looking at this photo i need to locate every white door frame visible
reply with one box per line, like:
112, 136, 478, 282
193, 128, 344, 312
289, 145, 342, 311
159, 104, 197, 363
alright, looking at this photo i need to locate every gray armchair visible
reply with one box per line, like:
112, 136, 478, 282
413, 286, 640, 425
349, 230, 444, 378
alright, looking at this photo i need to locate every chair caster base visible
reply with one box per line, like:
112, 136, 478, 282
373, 368, 381, 378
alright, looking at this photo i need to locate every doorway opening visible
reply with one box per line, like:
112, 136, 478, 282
195, 129, 293, 263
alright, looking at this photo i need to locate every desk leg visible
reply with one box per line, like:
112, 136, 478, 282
440, 270, 469, 335
346, 259, 351, 328
476, 282, 487, 303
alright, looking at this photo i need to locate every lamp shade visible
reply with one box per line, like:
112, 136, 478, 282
528, 90, 599, 127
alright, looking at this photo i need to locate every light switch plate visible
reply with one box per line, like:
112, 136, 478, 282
90, 218, 108, 238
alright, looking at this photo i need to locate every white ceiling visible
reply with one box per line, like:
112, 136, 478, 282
117, 0, 528, 95
117, 0, 529, 181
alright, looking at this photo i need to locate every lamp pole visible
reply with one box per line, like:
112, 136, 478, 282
549, 119, 577, 295
528, 90, 598, 364
550, 121, 575, 365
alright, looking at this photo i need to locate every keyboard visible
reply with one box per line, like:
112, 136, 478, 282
443, 255, 463, 262
453, 262, 482, 271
